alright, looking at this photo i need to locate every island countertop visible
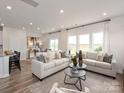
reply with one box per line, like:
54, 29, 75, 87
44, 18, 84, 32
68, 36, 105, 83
0, 56, 9, 78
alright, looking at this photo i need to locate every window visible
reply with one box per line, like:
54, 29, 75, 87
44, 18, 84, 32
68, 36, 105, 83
92, 32, 103, 52
79, 34, 90, 51
68, 32, 104, 54
50, 39, 58, 51
68, 36, 76, 55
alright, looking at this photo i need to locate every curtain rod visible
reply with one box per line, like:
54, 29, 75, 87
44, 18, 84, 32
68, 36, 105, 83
66, 19, 111, 30
48, 19, 111, 34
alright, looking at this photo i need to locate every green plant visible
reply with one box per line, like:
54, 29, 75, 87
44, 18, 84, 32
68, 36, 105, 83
94, 46, 102, 53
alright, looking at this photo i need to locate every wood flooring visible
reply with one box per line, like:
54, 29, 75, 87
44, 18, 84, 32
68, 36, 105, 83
0, 60, 123, 93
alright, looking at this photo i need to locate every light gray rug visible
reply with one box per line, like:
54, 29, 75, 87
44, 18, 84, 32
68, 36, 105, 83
15, 70, 122, 93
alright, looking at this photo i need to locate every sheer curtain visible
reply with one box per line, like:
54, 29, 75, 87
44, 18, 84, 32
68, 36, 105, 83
103, 21, 110, 53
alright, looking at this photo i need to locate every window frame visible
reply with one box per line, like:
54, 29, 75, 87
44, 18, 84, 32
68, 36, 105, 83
67, 31, 104, 53
49, 39, 59, 51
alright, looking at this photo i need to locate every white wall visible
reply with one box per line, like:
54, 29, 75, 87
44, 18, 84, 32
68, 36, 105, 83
3, 27, 27, 60
109, 15, 124, 73
2, 27, 42, 60
26, 30, 41, 37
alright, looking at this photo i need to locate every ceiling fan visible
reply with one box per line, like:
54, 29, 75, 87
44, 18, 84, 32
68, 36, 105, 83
21, 0, 39, 7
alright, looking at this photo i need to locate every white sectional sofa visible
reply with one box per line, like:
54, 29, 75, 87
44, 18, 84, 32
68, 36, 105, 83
32, 51, 117, 80
83, 52, 117, 78
32, 52, 69, 80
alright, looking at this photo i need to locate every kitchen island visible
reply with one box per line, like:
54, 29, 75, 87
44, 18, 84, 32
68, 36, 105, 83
0, 56, 9, 78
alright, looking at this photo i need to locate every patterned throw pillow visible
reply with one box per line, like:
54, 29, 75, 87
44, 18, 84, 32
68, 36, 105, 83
103, 53, 113, 63
55, 51, 61, 59
96, 53, 104, 62
36, 55, 46, 63
60, 52, 67, 58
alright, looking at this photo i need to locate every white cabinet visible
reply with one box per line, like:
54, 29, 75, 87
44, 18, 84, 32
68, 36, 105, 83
0, 58, 3, 77
0, 56, 9, 78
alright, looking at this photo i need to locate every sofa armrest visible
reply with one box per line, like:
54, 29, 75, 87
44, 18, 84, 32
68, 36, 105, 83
111, 59, 116, 64
32, 59, 44, 79
111, 59, 117, 72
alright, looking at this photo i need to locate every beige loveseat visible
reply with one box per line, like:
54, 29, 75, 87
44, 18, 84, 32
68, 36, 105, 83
83, 52, 117, 78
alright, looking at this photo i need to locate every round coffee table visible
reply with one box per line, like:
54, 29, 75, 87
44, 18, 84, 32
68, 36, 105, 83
64, 67, 86, 91
69, 63, 87, 70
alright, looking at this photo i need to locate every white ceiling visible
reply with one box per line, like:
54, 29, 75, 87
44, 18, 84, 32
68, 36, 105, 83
0, 0, 124, 33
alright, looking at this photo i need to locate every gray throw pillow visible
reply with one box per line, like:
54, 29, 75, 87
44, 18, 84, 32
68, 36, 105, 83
36, 55, 46, 63
103, 54, 113, 63
61, 52, 67, 58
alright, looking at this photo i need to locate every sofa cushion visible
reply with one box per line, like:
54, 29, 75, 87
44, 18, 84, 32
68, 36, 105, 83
61, 58, 69, 62
44, 62, 55, 70
47, 51, 55, 61
36, 52, 47, 57
86, 52, 97, 60
95, 61, 112, 70
55, 51, 61, 59
60, 51, 67, 58
53, 59, 64, 66
83, 59, 96, 66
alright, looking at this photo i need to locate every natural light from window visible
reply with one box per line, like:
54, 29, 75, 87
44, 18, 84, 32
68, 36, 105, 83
79, 34, 90, 51
68, 36, 76, 55
50, 39, 58, 51
92, 32, 103, 52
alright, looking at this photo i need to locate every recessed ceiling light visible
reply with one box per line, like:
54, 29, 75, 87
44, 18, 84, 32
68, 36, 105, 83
1, 23, 4, 26
6, 6, 12, 10
60, 9, 64, 14
60, 25, 64, 28
29, 22, 33, 25
22, 27, 25, 30
103, 13, 107, 16
37, 27, 40, 30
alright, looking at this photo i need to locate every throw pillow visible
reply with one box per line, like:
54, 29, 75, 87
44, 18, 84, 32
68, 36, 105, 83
55, 51, 61, 59
60, 52, 67, 58
96, 53, 104, 62
36, 55, 46, 63
55, 88, 65, 93
47, 51, 55, 61
103, 53, 113, 63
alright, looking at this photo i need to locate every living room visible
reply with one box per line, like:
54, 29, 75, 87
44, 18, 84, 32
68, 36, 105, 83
0, 0, 124, 93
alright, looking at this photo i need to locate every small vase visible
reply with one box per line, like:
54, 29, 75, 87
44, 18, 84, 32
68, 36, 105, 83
79, 60, 82, 67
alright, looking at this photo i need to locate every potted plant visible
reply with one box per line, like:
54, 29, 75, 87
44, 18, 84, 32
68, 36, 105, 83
94, 46, 102, 53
